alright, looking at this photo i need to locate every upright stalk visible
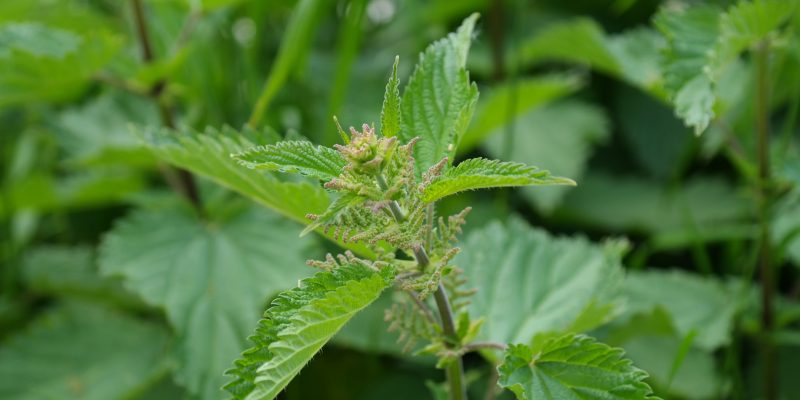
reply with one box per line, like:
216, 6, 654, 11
435, 284, 468, 400
754, 40, 776, 400
378, 177, 467, 400
131, 0, 201, 210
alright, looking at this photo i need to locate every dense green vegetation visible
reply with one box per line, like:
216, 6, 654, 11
1, 1, 799, 399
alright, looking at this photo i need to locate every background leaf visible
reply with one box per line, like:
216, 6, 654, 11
456, 218, 624, 350
0, 21, 121, 106
485, 100, 610, 213
555, 172, 754, 250
53, 91, 158, 167
22, 245, 140, 306
459, 74, 583, 152
600, 309, 725, 399
655, 5, 720, 134
100, 201, 314, 399
622, 269, 740, 350
0, 301, 170, 400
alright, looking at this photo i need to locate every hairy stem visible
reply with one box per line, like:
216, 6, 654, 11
435, 283, 467, 400
755, 40, 776, 400
131, 0, 201, 210
378, 175, 467, 400
463, 341, 508, 352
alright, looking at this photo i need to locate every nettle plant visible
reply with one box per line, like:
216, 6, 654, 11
220, 15, 658, 400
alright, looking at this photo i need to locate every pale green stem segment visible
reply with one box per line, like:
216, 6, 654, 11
755, 39, 776, 400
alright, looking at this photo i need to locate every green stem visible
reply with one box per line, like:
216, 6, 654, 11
378, 176, 467, 400
434, 282, 467, 400
755, 40, 776, 400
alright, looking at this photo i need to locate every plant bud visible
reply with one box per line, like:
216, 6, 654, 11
334, 123, 397, 175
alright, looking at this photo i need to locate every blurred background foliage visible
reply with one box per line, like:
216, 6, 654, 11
0, 0, 799, 399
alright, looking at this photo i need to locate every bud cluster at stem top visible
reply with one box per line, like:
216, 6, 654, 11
333, 124, 397, 176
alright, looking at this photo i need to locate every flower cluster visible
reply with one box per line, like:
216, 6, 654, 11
333, 124, 397, 176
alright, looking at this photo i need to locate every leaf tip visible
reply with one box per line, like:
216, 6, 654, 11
560, 177, 577, 186
333, 116, 349, 144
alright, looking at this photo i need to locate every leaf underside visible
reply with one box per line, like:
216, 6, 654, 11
224, 264, 395, 400
421, 157, 575, 203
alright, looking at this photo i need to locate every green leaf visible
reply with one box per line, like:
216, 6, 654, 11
0, 301, 170, 400
54, 90, 158, 167
517, 19, 621, 76
498, 334, 659, 400
655, 5, 721, 134
674, 74, 715, 136
514, 21, 665, 94
0, 22, 80, 58
456, 218, 624, 351
0, 170, 147, 219
0, 22, 121, 106
601, 309, 724, 399
605, 28, 667, 96
459, 74, 584, 152
100, 202, 313, 399
485, 100, 610, 213
421, 158, 574, 203
399, 13, 479, 175
380, 56, 402, 138
655, 6, 720, 94
710, 0, 794, 78
557, 172, 755, 250
622, 270, 738, 351
142, 126, 330, 224
22, 245, 139, 306
143, 126, 375, 256
225, 263, 395, 399
234, 140, 346, 182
